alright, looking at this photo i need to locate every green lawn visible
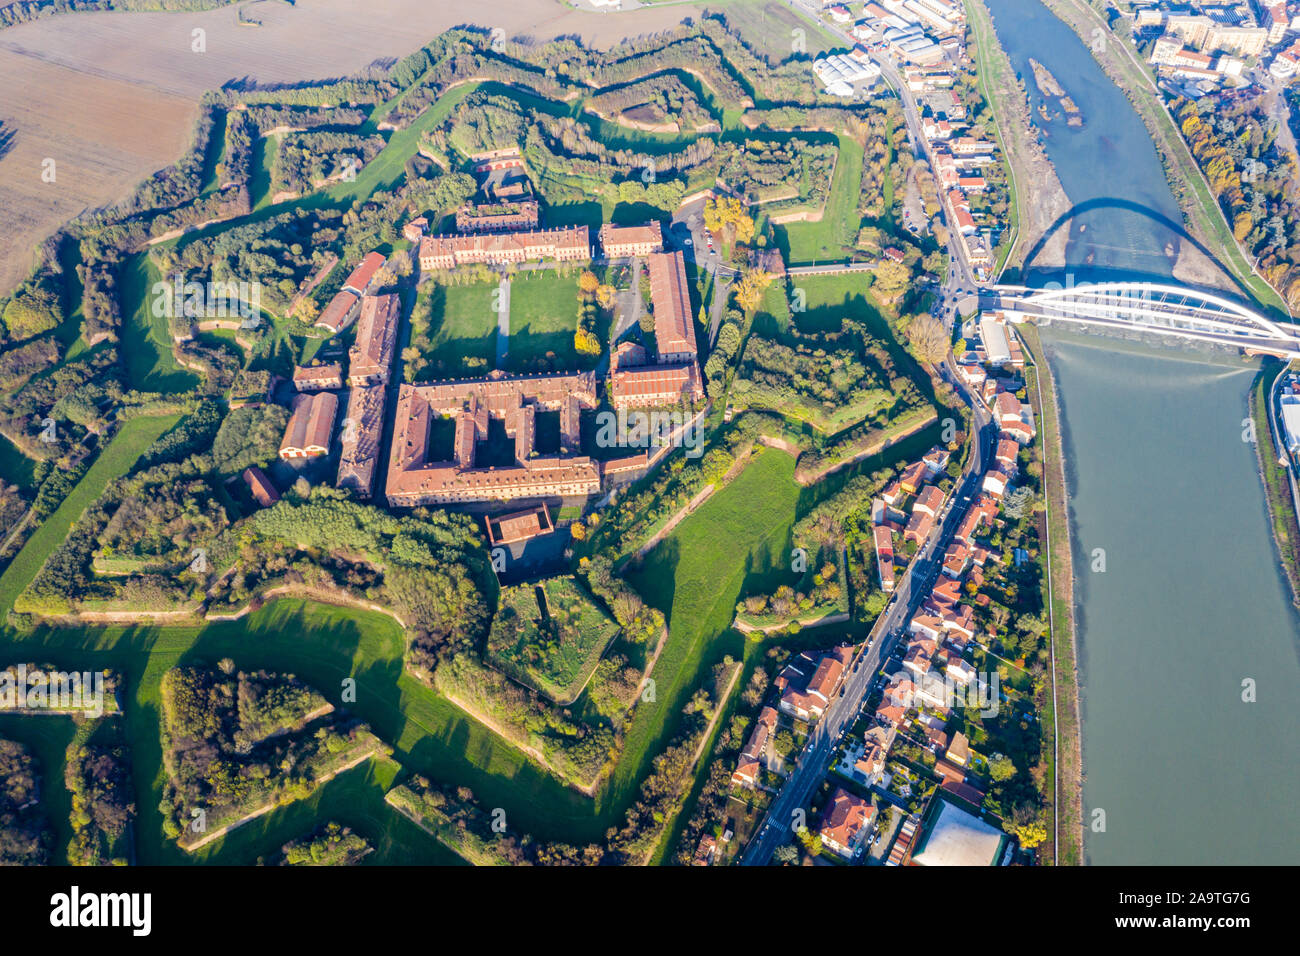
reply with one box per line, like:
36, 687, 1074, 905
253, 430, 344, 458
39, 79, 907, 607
0, 433, 38, 492
504, 271, 585, 372
0, 414, 180, 618
200, 108, 228, 198
618, 449, 801, 803
412, 280, 499, 378
793, 272, 880, 332
249, 132, 281, 211
119, 255, 200, 393
775, 134, 864, 265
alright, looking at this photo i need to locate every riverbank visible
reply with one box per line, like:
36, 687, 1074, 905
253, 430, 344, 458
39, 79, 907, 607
1018, 323, 1084, 866
1250, 361, 1300, 607
968, 0, 1071, 278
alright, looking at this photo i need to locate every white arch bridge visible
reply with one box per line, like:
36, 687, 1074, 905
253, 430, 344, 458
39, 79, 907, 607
987, 282, 1300, 358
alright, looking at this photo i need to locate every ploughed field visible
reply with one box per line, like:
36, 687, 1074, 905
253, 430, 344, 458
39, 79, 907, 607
0, 0, 721, 295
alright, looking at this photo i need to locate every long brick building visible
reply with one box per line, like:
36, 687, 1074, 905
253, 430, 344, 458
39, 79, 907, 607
348, 293, 400, 387
279, 391, 338, 460
417, 226, 590, 271
385, 371, 603, 506
335, 383, 386, 499
608, 249, 705, 409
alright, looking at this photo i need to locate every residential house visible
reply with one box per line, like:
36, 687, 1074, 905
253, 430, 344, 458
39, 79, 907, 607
819, 788, 876, 859
732, 706, 779, 788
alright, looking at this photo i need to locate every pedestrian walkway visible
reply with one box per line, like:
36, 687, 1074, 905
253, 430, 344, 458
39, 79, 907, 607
494, 277, 511, 369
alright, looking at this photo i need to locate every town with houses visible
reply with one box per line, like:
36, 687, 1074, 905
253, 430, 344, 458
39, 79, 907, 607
812, 0, 1003, 280
708, 306, 1037, 866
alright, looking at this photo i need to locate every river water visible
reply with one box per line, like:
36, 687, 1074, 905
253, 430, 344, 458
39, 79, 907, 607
985, 0, 1188, 284
984, 0, 1300, 863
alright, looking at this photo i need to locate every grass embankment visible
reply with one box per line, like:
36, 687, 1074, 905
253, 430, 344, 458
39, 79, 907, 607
967, 0, 1024, 277
0, 600, 573, 863
119, 255, 200, 393
0, 433, 37, 492
617, 449, 801, 808
1249, 362, 1300, 606
0, 414, 181, 619
1041, 0, 1287, 313
775, 134, 865, 266
1018, 325, 1083, 866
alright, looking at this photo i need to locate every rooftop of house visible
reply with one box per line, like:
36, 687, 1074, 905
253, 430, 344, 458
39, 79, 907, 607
820, 787, 875, 849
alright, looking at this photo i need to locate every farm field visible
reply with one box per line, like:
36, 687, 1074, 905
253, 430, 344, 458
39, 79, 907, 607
0, 0, 731, 296
0, 413, 180, 618
711, 0, 838, 64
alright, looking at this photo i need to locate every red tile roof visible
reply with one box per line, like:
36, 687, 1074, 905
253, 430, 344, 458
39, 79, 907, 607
647, 251, 697, 359
316, 290, 359, 334
343, 252, 386, 295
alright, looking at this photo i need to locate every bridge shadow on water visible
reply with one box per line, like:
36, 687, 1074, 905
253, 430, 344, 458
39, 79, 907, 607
1007, 196, 1290, 322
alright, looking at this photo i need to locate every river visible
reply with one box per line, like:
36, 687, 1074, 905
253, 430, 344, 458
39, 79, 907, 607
986, 0, 1195, 284
985, 0, 1300, 863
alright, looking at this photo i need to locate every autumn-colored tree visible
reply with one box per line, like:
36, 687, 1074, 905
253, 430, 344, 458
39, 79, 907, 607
907, 313, 949, 366
732, 269, 773, 312
872, 260, 911, 303
1233, 210, 1253, 241
704, 195, 755, 246
294, 297, 320, 323
1009, 804, 1047, 849
578, 270, 600, 295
